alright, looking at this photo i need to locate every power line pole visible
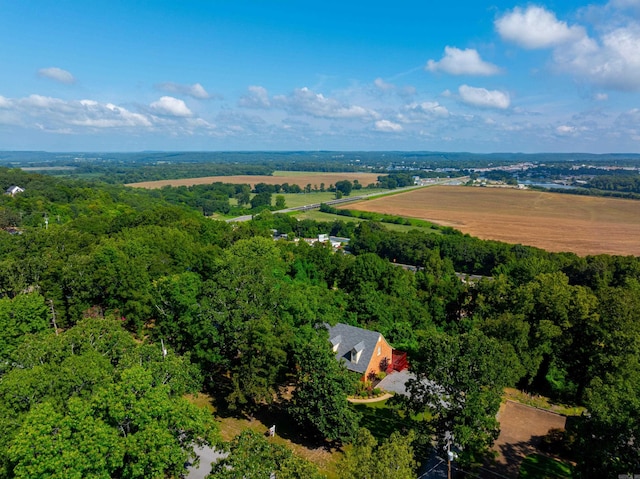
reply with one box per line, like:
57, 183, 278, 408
444, 431, 457, 479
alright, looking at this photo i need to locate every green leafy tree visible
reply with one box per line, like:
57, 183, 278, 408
201, 237, 291, 410
334, 180, 353, 196
341, 428, 417, 479
289, 327, 360, 443
250, 191, 272, 209
210, 429, 324, 479
403, 329, 522, 465
0, 293, 50, 369
275, 195, 286, 209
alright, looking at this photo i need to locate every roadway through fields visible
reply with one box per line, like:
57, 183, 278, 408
226, 179, 467, 222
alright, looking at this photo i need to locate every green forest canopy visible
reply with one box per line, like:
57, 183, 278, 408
0, 167, 639, 478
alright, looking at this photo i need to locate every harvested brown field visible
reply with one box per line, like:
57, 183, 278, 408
126, 171, 381, 189
342, 186, 640, 256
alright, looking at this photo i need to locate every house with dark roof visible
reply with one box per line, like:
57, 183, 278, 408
325, 323, 407, 380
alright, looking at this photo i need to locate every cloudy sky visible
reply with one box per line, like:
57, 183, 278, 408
1, 0, 640, 152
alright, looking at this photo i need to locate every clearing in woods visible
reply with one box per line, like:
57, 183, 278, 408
126, 171, 381, 189
341, 185, 640, 256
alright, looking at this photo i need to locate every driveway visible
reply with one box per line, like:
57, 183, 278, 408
377, 370, 414, 395
185, 445, 226, 479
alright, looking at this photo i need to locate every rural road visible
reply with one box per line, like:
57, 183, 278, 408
226, 178, 467, 223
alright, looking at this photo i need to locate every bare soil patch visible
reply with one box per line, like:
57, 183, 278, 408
488, 400, 567, 478
126, 172, 380, 189
342, 186, 640, 256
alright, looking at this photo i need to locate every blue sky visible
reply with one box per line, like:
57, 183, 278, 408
1, 0, 640, 153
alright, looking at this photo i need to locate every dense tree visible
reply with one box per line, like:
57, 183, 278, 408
340, 428, 417, 479
250, 191, 272, 209
210, 429, 324, 479
0, 293, 50, 370
288, 327, 360, 443
0, 318, 218, 479
334, 179, 353, 196
402, 329, 522, 465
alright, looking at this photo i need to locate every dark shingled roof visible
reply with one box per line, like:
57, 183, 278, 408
325, 323, 383, 374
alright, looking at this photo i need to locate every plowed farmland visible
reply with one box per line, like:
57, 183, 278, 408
126, 172, 381, 189
342, 186, 640, 256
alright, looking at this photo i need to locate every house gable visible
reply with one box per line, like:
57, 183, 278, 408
326, 323, 393, 378
5, 185, 24, 196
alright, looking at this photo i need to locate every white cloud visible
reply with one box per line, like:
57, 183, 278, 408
375, 119, 403, 132
458, 85, 510, 109
158, 82, 211, 99
400, 101, 450, 122
496, 6, 586, 49
374, 78, 395, 90
276, 87, 378, 120
610, 0, 640, 10
0, 94, 153, 130
38, 67, 76, 84
556, 125, 577, 135
238, 86, 272, 108
594, 93, 609, 101
426, 47, 500, 75
495, 4, 640, 91
150, 96, 192, 117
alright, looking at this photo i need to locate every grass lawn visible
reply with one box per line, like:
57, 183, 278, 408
292, 209, 442, 233
504, 388, 586, 416
351, 399, 407, 441
519, 454, 573, 478
278, 192, 339, 207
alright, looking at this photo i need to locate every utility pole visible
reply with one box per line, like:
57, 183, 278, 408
444, 431, 457, 479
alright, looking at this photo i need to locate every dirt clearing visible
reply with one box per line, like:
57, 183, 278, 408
488, 400, 567, 478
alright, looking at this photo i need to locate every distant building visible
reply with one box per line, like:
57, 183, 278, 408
5, 185, 24, 196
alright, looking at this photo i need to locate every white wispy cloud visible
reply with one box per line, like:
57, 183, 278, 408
238, 86, 272, 108
0, 94, 151, 129
556, 125, 578, 135
495, 6, 585, 49
38, 67, 76, 84
458, 85, 510, 109
275, 87, 379, 120
374, 78, 395, 91
399, 101, 450, 122
150, 96, 193, 117
375, 119, 403, 132
157, 82, 211, 99
609, 0, 640, 10
426, 47, 500, 75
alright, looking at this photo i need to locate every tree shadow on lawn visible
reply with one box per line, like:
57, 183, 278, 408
351, 400, 409, 441
202, 379, 341, 452
252, 404, 343, 452
485, 436, 546, 479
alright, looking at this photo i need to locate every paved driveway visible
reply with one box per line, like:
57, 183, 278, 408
185, 445, 226, 479
377, 370, 414, 395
